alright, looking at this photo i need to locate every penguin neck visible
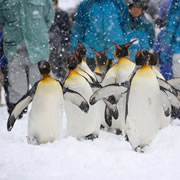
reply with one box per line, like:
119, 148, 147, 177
94, 65, 103, 75
69, 69, 79, 76
118, 57, 132, 64
140, 64, 151, 70
41, 73, 55, 83
76, 66, 83, 73
82, 57, 86, 62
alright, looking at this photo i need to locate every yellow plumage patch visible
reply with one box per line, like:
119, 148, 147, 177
41, 74, 57, 83
117, 57, 134, 68
67, 70, 81, 81
94, 65, 103, 74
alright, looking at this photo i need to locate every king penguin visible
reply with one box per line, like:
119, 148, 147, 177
89, 50, 173, 151
64, 56, 102, 140
74, 41, 98, 83
90, 47, 109, 82
100, 40, 136, 134
7, 61, 89, 144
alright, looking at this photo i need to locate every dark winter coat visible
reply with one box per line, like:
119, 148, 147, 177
49, 8, 71, 81
70, 0, 127, 60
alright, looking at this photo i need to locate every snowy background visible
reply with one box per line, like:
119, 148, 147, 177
1, 0, 180, 180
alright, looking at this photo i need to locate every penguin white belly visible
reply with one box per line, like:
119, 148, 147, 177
126, 70, 161, 149
116, 64, 135, 83
114, 64, 135, 131
101, 63, 135, 131
28, 82, 64, 144
65, 78, 100, 139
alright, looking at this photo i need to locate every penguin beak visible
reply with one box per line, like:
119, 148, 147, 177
112, 42, 122, 50
125, 39, 137, 48
90, 47, 101, 57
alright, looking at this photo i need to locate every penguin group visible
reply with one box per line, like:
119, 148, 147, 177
7, 41, 180, 152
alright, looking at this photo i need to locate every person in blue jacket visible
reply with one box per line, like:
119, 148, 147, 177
154, 0, 173, 28
123, 0, 155, 62
153, 0, 173, 80
70, 0, 128, 70
155, 0, 179, 80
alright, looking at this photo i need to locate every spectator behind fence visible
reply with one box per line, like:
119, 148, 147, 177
49, 0, 71, 83
70, 0, 128, 71
123, 0, 155, 62
0, 0, 54, 116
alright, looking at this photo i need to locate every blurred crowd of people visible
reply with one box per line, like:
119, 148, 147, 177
0, 0, 179, 116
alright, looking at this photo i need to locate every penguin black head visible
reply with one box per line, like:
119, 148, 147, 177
135, 50, 148, 66
67, 55, 78, 70
38, 60, 51, 74
75, 40, 87, 63
112, 40, 137, 58
149, 52, 159, 66
90, 47, 109, 66
135, 50, 159, 66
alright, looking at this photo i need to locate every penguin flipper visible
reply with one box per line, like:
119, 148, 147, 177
7, 82, 38, 131
89, 83, 127, 105
164, 90, 180, 109
63, 87, 89, 113
158, 77, 178, 96
103, 98, 119, 120
160, 90, 171, 117
104, 105, 112, 127
168, 77, 180, 89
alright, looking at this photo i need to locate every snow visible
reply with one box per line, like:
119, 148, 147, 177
0, 0, 180, 179
1, 105, 180, 180
58, 0, 82, 11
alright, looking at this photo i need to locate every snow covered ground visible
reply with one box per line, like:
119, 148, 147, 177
1, 104, 180, 180
0, 0, 180, 179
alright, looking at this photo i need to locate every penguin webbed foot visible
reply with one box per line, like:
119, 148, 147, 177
85, 134, 98, 140
115, 129, 122, 135
100, 124, 105, 129
26, 136, 39, 145
134, 146, 145, 153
